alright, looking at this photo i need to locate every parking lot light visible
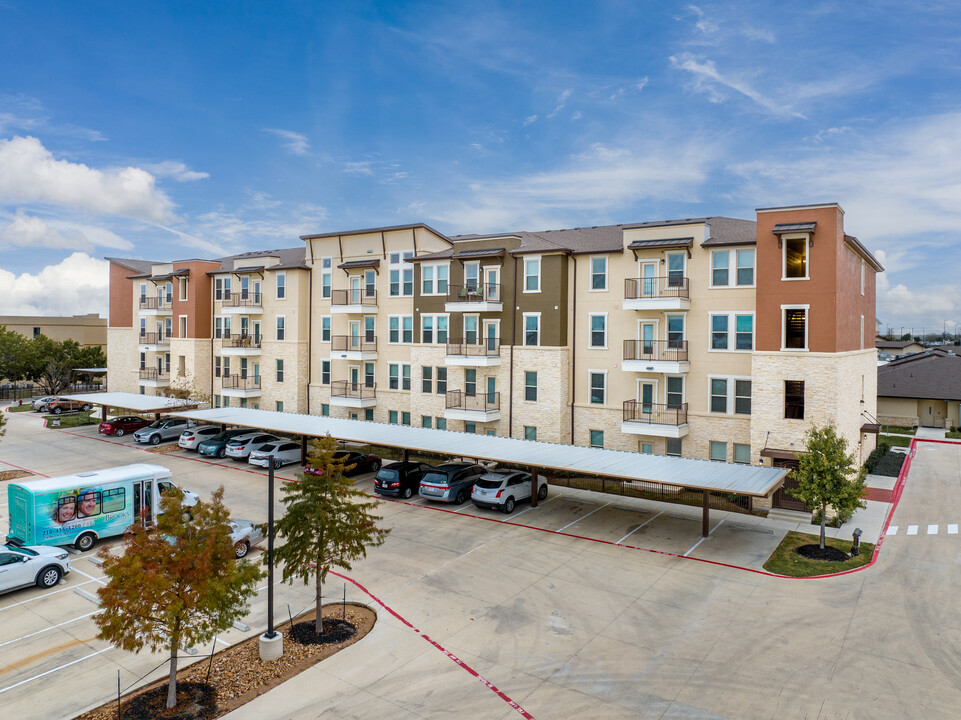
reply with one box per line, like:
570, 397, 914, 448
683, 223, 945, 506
259, 457, 283, 661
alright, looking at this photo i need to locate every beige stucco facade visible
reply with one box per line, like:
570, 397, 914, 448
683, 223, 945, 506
1, 313, 107, 349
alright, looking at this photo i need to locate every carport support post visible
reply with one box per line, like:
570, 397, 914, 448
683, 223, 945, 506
530, 465, 538, 508
402, 448, 408, 463
101, 405, 108, 421
702, 490, 710, 538
300, 435, 308, 464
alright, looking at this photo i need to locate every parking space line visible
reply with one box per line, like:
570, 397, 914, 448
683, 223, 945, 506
907, 525, 918, 535
70, 568, 107, 585
0, 611, 99, 649
510, 494, 557, 519
0, 579, 99, 612
887, 525, 898, 535
927, 524, 939, 535
616, 510, 664, 545
0, 646, 114, 695
949, 525, 958, 535
557, 502, 610, 532
683, 517, 727, 557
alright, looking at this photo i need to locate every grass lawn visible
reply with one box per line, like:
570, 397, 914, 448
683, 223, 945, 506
881, 424, 916, 435
947, 431, 961, 440
47, 411, 98, 428
7, 404, 35, 412
763, 530, 875, 577
879, 434, 912, 447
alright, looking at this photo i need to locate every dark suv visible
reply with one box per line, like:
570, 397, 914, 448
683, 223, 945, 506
374, 461, 432, 500
418, 462, 486, 504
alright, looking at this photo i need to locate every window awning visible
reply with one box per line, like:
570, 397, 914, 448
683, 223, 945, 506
771, 222, 816, 234
338, 259, 381, 271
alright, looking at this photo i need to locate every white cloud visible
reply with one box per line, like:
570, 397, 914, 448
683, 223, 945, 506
547, 89, 572, 119
343, 161, 375, 175
187, 197, 328, 250
263, 128, 310, 156
143, 161, 209, 182
0, 211, 132, 252
0, 136, 177, 223
523, 115, 538, 126
0, 252, 108, 316
571, 111, 582, 121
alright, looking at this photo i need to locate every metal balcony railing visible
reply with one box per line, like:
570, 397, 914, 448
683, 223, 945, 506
222, 374, 261, 389
139, 332, 170, 345
624, 276, 690, 300
222, 292, 262, 307
330, 380, 377, 399
139, 368, 170, 380
622, 400, 688, 426
446, 337, 500, 357
138, 296, 172, 310
331, 289, 377, 307
446, 283, 501, 304
623, 339, 689, 362
446, 390, 500, 412
222, 333, 262, 348
331, 335, 377, 352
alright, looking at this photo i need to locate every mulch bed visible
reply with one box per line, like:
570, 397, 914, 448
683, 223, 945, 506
147, 444, 184, 454
74, 603, 376, 720
796, 544, 850, 562
0, 469, 32, 482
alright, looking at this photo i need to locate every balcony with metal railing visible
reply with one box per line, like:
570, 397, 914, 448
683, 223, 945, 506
221, 292, 263, 314
622, 339, 690, 373
221, 333, 262, 356
138, 296, 173, 315
444, 283, 503, 312
138, 367, 170, 387
330, 289, 377, 313
221, 374, 262, 397
445, 337, 501, 367
329, 380, 377, 408
138, 331, 170, 349
621, 400, 689, 438
444, 389, 501, 422
331, 335, 378, 360
622, 276, 691, 310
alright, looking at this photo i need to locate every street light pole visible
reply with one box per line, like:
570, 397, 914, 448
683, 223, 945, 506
258, 456, 283, 660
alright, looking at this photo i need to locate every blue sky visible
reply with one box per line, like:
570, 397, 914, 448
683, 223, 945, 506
0, 1, 960, 336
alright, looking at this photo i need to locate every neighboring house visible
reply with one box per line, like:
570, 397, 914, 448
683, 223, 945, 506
0, 313, 106, 349
876, 338, 926, 359
877, 348, 961, 429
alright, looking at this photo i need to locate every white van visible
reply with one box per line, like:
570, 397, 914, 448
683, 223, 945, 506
6, 464, 198, 551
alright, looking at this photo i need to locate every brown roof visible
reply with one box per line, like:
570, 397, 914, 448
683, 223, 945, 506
105, 257, 160, 275
701, 217, 758, 246
299, 223, 450, 242
844, 234, 884, 272
877, 349, 961, 401
876, 339, 924, 350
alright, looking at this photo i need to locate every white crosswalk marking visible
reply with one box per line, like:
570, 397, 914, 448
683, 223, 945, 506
907, 525, 918, 535
928, 524, 939, 535
887, 525, 898, 535
949, 525, 958, 535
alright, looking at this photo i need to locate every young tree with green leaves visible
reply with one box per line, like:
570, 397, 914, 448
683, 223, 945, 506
274, 434, 390, 634
94, 486, 263, 709
789, 423, 867, 550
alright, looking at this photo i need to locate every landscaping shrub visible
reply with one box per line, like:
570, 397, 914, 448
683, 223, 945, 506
864, 441, 891, 474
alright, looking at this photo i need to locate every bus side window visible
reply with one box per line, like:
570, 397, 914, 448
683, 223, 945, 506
102, 488, 126, 513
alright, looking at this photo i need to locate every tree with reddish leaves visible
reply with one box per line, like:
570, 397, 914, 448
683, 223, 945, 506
94, 486, 263, 709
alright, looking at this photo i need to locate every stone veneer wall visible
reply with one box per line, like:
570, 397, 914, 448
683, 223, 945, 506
168, 338, 212, 401
259, 340, 308, 413
107, 327, 141, 394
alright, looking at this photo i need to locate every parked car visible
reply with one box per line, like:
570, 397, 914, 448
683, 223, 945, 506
374, 461, 432, 500
47, 397, 92, 414
418, 462, 486, 504
0, 542, 71, 595
99, 415, 151, 437
31, 396, 57, 412
249, 441, 302, 468
471, 470, 549, 514
178, 425, 222, 450
304, 449, 382, 477
228, 519, 264, 559
132, 417, 191, 445
225, 433, 281, 460
197, 428, 252, 458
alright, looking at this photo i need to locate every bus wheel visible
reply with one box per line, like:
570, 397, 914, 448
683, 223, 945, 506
75, 532, 96, 551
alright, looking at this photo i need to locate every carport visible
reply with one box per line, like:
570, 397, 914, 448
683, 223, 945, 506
165, 408, 788, 537
61, 391, 199, 421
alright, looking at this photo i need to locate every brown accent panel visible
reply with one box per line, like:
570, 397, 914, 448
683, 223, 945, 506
171, 260, 218, 338
512, 254, 568, 347
108, 262, 134, 327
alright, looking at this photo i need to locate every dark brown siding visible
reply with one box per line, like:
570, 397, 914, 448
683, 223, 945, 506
512, 253, 568, 347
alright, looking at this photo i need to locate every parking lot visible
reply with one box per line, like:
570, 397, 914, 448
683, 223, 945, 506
4, 407, 961, 719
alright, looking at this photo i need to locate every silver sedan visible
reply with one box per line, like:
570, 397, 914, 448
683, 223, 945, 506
229, 519, 264, 559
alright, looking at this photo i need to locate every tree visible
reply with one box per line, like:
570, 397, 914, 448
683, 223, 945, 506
160, 371, 211, 405
789, 423, 867, 550
274, 434, 390, 634
94, 486, 263, 709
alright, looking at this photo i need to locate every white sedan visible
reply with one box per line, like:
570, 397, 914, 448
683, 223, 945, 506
229, 519, 264, 559
178, 425, 221, 450
248, 440, 302, 469
0, 543, 71, 595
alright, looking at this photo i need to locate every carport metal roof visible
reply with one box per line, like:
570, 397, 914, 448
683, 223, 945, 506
167, 407, 788, 498
63, 391, 198, 414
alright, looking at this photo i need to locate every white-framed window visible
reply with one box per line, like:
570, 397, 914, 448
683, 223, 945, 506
708, 376, 752, 415
276, 359, 284, 382
388, 363, 411, 390
710, 377, 728, 413
179, 277, 188, 300
321, 316, 331, 342
214, 317, 223, 339
523, 256, 541, 293
710, 249, 755, 287
178, 315, 187, 338
590, 256, 607, 291
666, 314, 685, 348
276, 315, 285, 341
709, 441, 727, 462
523, 312, 540, 346
711, 250, 730, 287
139, 282, 147, 303
420, 314, 449, 344
781, 304, 810, 350
422, 366, 432, 393
214, 356, 221, 378
525, 426, 537, 441
165, 281, 173, 304
463, 262, 480, 290
782, 235, 809, 280
388, 315, 413, 344
321, 360, 330, 385
421, 262, 449, 295
214, 277, 224, 300
320, 257, 332, 299
588, 370, 607, 405
709, 312, 754, 351
525, 371, 537, 401
665, 252, 685, 286
736, 249, 755, 286
276, 272, 286, 299
666, 376, 684, 407
436, 367, 447, 394
589, 429, 604, 448
733, 443, 751, 464
588, 313, 607, 349
388, 250, 414, 296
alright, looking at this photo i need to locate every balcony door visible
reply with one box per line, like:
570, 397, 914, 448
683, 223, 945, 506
252, 321, 261, 343
486, 376, 496, 406
349, 365, 360, 392
348, 321, 361, 350
639, 262, 657, 297
349, 275, 362, 304
240, 317, 249, 338
483, 320, 498, 352
636, 380, 656, 414
253, 280, 261, 302
484, 267, 499, 301
638, 321, 656, 356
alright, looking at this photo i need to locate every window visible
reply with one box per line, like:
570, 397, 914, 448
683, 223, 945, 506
276, 316, 285, 341
737, 250, 755, 286
860, 315, 865, 351
421, 263, 449, 295
214, 356, 221, 378
524, 256, 541, 292
666, 438, 682, 456
783, 237, 808, 279
436, 367, 447, 394
321, 360, 330, 385
525, 371, 537, 401
783, 307, 808, 350
710, 378, 728, 413
388, 315, 413, 344
365, 408, 373, 421
222, 395, 229, 407
321, 257, 332, 298
403, 316, 413, 343
388, 251, 413, 296
710, 313, 754, 351
711, 251, 729, 286
436, 417, 447, 430
785, 381, 805, 419
422, 415, 432, 429
711, 315, 728, 349
524, 313, 540, 346
389, 410, 398, 424
365, 363, 374, 387
276, 272, 286, 299
389, 363, 411, 390
735, 315, 753, 350
486, 429, 496, 437
589, 430, 604, 448
667, 315, 684, 348
422, 265, 434, 295
436, 316, 448, 344
421, 315, 433, 344
165, 281, 173, 304
422, 366, 433, 393
140, 352, 146, 370
590, 256, 607, 290
401, 412, 411, 426
465, 422, 476, 434
860, 261, 865, 296
524, 426, 537, 441
666, 376, 683, 407
709, 441, 727, 462
321, 403, 329, 417
222, 357, 230, 377
179, 277, 188, 300
214, 317, 223, 339
589, 371, 606, 404
179, 315, 187, 338
733, 443, 750, 464
389, 316, 399, 343
33, 326, 40, 338
214, 394, 220, 407
589, 314, 606, 348
320, 316, 330, 342
276, 359, 284, 382
666, 253, 685, 286
735, 380, 752, 415
276, 401, 284, 412
178, 356, 186, 377
465, 369, 476, 396
640, 443, 653, 454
